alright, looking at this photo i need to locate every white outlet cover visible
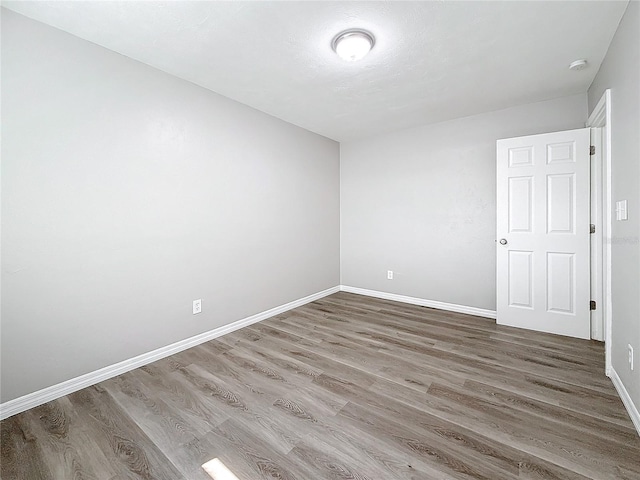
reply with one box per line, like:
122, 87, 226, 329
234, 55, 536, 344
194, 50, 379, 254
193, 299, 202, 315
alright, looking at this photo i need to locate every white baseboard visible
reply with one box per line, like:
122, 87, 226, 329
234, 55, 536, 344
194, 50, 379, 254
0, 286, 340, 420
609, 367, 640, 436
339, 285, 497, 319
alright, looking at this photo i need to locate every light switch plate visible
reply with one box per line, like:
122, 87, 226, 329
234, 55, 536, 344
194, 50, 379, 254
616, 200, 628, 221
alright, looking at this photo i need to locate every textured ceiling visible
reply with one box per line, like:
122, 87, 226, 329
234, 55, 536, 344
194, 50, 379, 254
2, 1, 629, 141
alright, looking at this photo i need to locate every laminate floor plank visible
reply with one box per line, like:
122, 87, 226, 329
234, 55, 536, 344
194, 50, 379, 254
20, 398, 123, 480
126, 364, 229, 436
286, 309, 612, 394
176, 363, 306, 456
201, 350, 450, 480
100, 373, 214, 478
336, 400, 520, 480
270, 318, 622, 428
2, 292, 638, 480
462, 379, 639, 445
425, 382, 639, 477
0, 414, 54, 480
307, 301, 607, 374
67, 386, 183, 480
315, 372, 606, 479
200, 418, 302, 480
235, 332, 380, 388
318, 306, 604, 371
323, 293, 603, 354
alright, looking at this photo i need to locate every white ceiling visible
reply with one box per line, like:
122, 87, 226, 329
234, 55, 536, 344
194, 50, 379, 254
2, 1, 629, 142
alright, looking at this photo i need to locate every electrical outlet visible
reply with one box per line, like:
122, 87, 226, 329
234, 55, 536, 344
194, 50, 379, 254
629, 345, 634, 371
387, 270, 393, 280
193, 299, 202, 315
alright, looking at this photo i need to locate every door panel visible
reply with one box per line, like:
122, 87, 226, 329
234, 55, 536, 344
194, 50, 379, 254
497, 128, 590, 339
547, 141, 576, 164
508, 251, 534, 309
509, 146, 534, 167
546, 252, 574, 314
509, 177, 533, 232
547, 173, 575, 234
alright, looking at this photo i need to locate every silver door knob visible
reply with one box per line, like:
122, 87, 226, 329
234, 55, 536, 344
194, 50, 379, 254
499, 238, 508, 245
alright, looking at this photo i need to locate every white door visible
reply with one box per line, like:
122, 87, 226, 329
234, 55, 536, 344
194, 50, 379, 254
496, 128, 591, 339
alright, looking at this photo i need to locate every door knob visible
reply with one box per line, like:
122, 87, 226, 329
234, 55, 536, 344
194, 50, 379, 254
499, 238, 508, 245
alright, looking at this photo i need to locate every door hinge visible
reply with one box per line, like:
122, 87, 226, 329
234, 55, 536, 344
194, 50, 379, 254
590, 145, 596, 155
590, 224, 596, 234
590, 300, 597, 311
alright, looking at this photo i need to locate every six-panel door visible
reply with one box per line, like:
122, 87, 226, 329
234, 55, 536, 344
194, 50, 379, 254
496, 128, 591, 339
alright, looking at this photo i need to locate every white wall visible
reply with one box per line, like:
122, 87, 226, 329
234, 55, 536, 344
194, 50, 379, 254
588, 1, 640, 416
0, 10, 340, 403
341, 94, 587, 311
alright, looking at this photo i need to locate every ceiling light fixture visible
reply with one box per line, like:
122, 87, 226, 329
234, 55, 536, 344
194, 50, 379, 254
332, 29, 375, 62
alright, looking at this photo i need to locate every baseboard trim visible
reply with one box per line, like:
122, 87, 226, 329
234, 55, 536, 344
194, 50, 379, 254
0, 285, 340, 420
609, 367, 640, 436
339, 285, 497, 319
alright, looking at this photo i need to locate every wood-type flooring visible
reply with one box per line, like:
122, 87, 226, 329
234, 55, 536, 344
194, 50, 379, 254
2, 292, 639, 479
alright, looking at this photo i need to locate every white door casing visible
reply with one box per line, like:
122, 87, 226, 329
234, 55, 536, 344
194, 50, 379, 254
586, 89, 612, 372
590, 127, 604, 341
496, 128, 591, 339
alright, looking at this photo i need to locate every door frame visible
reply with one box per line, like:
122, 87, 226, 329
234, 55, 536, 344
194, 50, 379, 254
589, 126, 603, 341
586, 89, 612, 375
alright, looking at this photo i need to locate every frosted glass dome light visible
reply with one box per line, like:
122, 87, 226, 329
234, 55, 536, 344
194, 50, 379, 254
332, 30, 375, 62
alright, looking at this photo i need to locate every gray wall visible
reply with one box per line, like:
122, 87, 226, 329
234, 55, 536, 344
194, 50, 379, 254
1, 10, 340, 403
588, 1, 640, 413
341, 94, 587, 310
